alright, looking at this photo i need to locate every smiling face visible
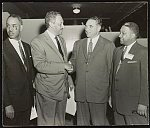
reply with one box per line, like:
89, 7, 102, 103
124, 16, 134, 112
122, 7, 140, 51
119, 25, 136, 46
85, 19, 101, 38
6, 17, 22, 40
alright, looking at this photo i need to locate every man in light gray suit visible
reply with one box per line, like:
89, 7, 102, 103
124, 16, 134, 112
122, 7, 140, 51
70, 16, 115, 125
30, 11, 74, 126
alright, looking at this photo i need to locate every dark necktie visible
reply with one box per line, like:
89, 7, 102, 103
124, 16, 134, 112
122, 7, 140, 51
18, 41, 27, 71
55, 36, 64, 60
87, 39, 93, 61
121, 46, 127, 61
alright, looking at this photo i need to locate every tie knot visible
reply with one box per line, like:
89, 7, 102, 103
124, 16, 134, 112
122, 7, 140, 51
123, 46, 127, 53
55, 36, 59, 40
18, 40, 22, 45
90, 38, 92, 42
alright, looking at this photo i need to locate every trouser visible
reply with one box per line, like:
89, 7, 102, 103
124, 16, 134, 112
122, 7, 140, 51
3, 108, 31, 127
36, 92, 67, 126
114, 111, 149, 125
77, 101, 109, 125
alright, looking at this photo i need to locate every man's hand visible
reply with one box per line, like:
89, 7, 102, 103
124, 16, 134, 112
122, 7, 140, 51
5, 105, 14, 119
64, 63, 73, 73
137, 104, 147, 117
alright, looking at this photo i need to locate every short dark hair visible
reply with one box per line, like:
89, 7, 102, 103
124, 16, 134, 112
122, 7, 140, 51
88, 16, 102, 26
123, 22, 140, 38
6, 14, 23, 25
45, 11, 61, 28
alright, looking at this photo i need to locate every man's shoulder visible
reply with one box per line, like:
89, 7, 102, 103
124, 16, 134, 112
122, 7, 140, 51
3, 38, 9, 43
99, 35, 111, 43
31, 31, 47, 43
75, 38, 87, 44
22, 41, 30, 48
135, 43, 148, 56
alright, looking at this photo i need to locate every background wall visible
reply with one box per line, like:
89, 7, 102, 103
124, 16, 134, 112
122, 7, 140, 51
21, 19, 148, 54
3, 13, 147, 55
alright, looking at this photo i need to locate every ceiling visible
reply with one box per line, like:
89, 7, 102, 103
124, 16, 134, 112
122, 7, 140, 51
3, 2, 147, 28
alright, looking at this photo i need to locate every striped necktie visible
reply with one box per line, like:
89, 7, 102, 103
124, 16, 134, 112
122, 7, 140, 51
121, 46, 127, 61
18, 41, 27, 71
87, 39, 93, 61
55, 36, 64, 60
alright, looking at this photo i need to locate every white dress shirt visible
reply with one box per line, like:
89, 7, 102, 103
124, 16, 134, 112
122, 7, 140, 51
87, 35, 99, 53
46, 30, 59, 49
123, 41, 136, 59
9, 38, 25, 64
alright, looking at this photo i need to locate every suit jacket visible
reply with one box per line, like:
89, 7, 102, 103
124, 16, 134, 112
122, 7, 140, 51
110, 42, 148, 115
70, 35, 115, 103
3, 38, 35, 112
30, 30, 73, 101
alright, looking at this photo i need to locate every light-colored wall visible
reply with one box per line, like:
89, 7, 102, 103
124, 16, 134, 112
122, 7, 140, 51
21, 19, 149, 51
3, 14, 148, 54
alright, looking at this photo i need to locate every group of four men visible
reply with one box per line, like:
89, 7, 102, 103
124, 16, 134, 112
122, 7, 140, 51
3, 11, 148, 126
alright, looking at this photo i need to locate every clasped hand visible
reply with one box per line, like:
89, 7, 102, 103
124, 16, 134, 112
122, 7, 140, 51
5, 105, 14, 119
137, 104, 147, 117
64, 62, 73, 73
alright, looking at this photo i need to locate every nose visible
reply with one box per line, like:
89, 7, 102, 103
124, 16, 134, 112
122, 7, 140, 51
119, 33, 121, 38
62, 24, 64, 29
85, 27, 88, 32
8, 26, 13, 32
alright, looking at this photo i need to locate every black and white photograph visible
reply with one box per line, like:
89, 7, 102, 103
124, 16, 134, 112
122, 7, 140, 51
2, 1, 149, 126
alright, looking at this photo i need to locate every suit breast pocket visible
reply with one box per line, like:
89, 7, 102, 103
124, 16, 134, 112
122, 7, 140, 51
125, 61, 140, 73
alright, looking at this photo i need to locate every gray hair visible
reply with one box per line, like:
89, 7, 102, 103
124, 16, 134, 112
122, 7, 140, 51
45, 11, 61, 28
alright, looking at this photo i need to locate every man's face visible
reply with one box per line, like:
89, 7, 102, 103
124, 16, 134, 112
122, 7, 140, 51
119, 25, 135, 45
6, 17, 22, 40
85, 19, 101, 38
53, 15, 64, 35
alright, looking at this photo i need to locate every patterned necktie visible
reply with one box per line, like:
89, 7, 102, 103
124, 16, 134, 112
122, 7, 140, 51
87, 39, 93, 61
121, 46, 127, 61
18, 41, 27, 71
55, 36, 64, 60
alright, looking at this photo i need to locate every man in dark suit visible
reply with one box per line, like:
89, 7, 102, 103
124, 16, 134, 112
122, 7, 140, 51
3, 14, 35, 126
110, 22, 149, 125
30, 11, 74, 126
70, 16, 115, 125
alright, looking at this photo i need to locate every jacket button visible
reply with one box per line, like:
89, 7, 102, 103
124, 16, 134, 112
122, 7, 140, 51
115, 78, 119, 81
116, 89, 119, 91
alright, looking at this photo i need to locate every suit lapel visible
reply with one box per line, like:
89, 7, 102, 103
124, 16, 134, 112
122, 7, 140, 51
59, 36, 67, 62
6, 39, 27, 73
82, 38, 88, 61
127, 42, 138, 58
91, 36, 105, 60
22, 42, 30, 72
114, 47, 124, 73
43, 31, 64, 61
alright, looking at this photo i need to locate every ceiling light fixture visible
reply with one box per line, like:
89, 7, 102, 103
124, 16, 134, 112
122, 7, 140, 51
72, 4, 81, 14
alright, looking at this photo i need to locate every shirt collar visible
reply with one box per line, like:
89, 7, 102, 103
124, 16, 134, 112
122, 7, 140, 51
9, 38, 22, 46
46, 30, 56, 39
126, 41, 136, 50
88, 34, 100, 43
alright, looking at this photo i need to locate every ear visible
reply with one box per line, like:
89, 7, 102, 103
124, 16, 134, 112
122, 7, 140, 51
20, 25, 23, 32
49, 21, 54, 28
131, 33, 136, 39
98, 25, 101, 32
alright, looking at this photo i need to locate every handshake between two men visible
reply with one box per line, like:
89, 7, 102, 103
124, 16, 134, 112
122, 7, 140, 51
64, 61, 73, 74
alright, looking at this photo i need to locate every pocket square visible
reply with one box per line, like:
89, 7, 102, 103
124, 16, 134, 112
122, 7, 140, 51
127, 61, 137, 63
29, 56, 32, 57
